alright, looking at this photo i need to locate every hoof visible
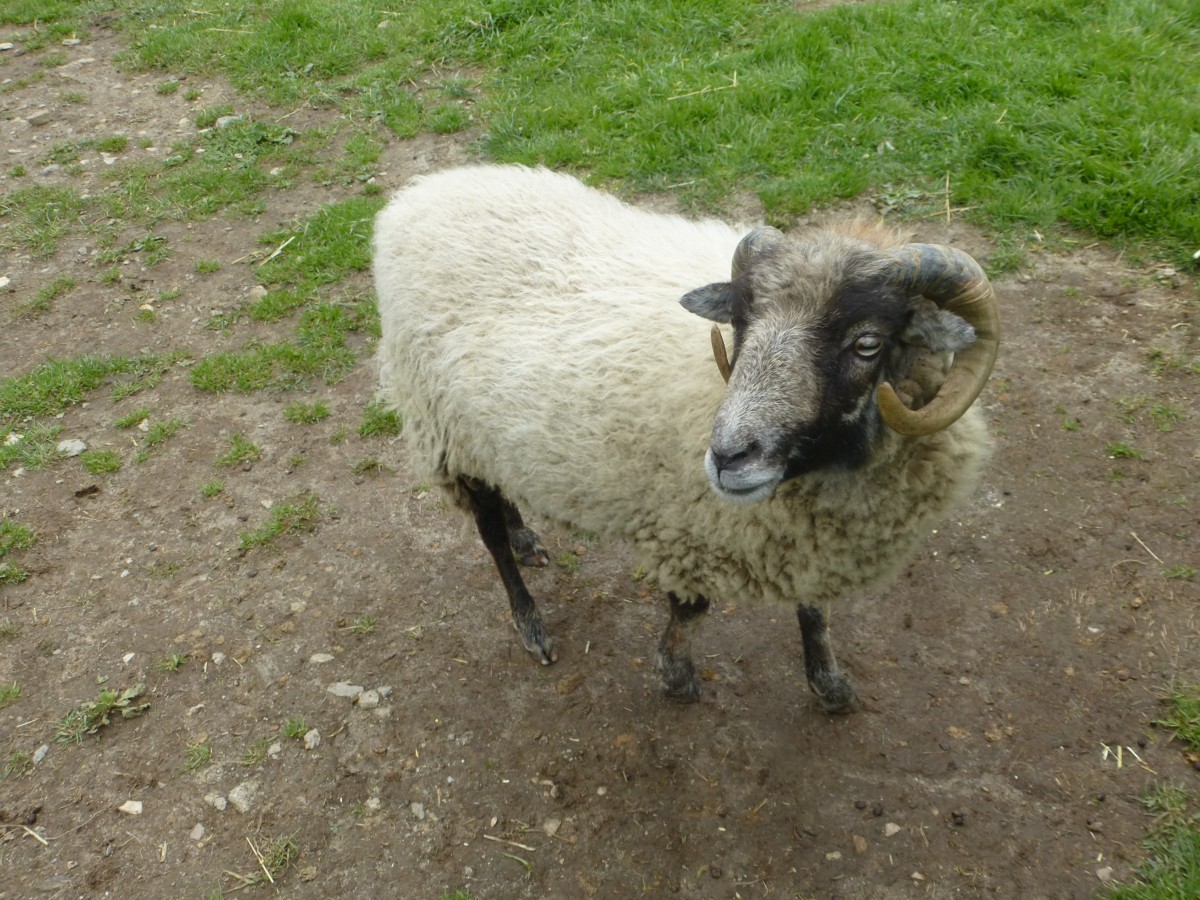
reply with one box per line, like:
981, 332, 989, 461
517, 619, 557, 665
655, 651, 700, 703
511, 528, 550, 568
809, 672, 859, 715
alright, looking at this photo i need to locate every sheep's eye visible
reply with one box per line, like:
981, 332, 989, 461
853, 335, 883, 359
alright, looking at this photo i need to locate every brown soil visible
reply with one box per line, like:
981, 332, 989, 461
2, 22, 1198, 900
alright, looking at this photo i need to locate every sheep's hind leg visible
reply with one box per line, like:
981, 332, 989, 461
459, 477, 556, 665
796, 604, 858, 714
655, 593, 710, 703
502, 498, 549, 567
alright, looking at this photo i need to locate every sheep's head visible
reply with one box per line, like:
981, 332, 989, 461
681, 224, 999, 504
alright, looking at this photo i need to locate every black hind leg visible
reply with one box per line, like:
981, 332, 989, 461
796, 604, 858, 714
654, 592, 710, 702
459, 477, 556, 665
502, 498, 549, 567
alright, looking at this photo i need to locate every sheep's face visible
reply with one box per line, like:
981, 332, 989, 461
681, 229, 976, 504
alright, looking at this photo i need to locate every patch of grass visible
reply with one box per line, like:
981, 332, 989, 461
350, 457, 393, 477
247, 289, 308, 322
136, 418, 186, 462
258, 195, 384, 291
155, 80, 180, 95
1110, 782, 1200, 899
15, 275, 75, 319
347, 615, 377, 635
358, 400, 402, 438
239, 493, 322, 551
555, 552, 580, 575
284, 401, 330, 425
183, 739, 212, 772
3, 750, 32, 780
1163, 566, 1196, 581
0, 184, 85, 256
94, 135, 128, 154
0, 619, 20, 641
0, 422, 62, 471
195, 258, 221, 274
1106, 442, 1143, 460
215, 434, 262, 468
282, 716, 308, 739
201, 479, 225, 498
54, 683, 149, 744
114, 407, 151, 429
81, 449, 121, 475
0, 682, 19, 709
241, 737, 271, 767
0, 518, 36, 558
1158, 687, 1200, 749
157, 653, 189, 672
1150, 403, 1183, 432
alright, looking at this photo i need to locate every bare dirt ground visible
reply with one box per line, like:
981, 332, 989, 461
2, 22, 1198, 900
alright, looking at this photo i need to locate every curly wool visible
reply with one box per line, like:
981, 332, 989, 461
374, 165, 989, 607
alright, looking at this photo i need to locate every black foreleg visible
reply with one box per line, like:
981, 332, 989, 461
459, 477, 556, 665
796, 604, 858, 714
654, 592, 711, 702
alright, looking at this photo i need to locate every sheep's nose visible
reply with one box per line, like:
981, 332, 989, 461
709, 440, 761, 474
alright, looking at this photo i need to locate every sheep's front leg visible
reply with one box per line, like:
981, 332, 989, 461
655, 592, 710, 702
501, 498, 549, 568
459, 477, 556, 665
796, 604, 858, 714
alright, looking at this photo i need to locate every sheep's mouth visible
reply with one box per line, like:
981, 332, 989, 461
703, 449, 781, 505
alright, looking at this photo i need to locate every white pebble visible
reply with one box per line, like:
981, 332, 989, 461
118, 800, 143, 815
228, 779, 259, 814
884, 822, 902, 837
57, 439, 87, 457
308, 652, 334, 664
410, 802, 425, 820
211, 652, 226, 665
357, 690, 380, 709
189, 823, 206, 841
327, 682, 364, 699
303, 729, 321, 750
32, 744, 50, 765
204, 792, 227, 811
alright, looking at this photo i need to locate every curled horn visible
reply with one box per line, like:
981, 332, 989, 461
711, 226, 784, 382
877, 244, 1000, 436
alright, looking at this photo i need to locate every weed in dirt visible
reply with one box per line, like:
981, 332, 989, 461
114, 407, 150, 429
282, 716, 308, 739
3, 750, 32, 780
183, 739, 212, 773
358, 400, 402, 437
136, 417, 186, 462
239, 493, 322, 551
555, 552, 581, 575
1163, 565, 1196, 581
0, 423, 62, 471
241, 737, 272, 767
0, 682, 19, 708
215, 433, 262, 468
156, 653, 189, 672
0, 518, 36, 557
0, 619, 20, 642
1150, 403, 1183, 432
284, 400, 330, 425
237, 833, 301, 887
81, 449, 122, 475
1106, 442, 1143, 460
351, 457, 393, 478
14, 275, 75, 319
155, 80, 180, 95
346, 615, 377, 635
53, 683, 149, 744
257, 195, 383, 291
195, 258, 221, 274
1158, 688, 1200, 749
0, 563, 29, 584
201, 479, 225, 498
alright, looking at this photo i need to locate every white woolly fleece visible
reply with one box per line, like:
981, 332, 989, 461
374, 165, 989, 607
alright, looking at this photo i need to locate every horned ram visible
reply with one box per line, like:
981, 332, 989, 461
374, 164, 999, 712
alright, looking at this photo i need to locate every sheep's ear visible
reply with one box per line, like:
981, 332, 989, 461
681, 282, 738, 324
902, 306, 976, 352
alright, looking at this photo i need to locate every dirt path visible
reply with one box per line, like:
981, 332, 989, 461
1, 24, 1197, 900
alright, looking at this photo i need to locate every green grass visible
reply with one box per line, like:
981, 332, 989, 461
239, 493, 322, 551
201, 479, 225, 498
284, 401, 331, 425
183, 739, 212, 772
358, 400, 402, 438
0, 682, 19, 709
81, 449, 122, 474
1111, 783, 1200, 899
215, 434, 262, 468
54, 683, 149, 744
47, 0, 1191, 264
14, 276, 75, 319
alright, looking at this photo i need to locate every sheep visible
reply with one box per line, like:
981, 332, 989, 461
374, 164, 999, 712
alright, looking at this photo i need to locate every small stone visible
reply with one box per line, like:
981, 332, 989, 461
328, 682, 364, 699
204, 792, 227, 811
1086, 818, 1103, 833
228, 779, 260, 814
32, 744, 49, 765
884, 822, 902, 837
871, 802, 884, 817
951, 811, 966, 827
211, 652, 226, 665
122, 652, 135, 663
854, 799, 867, 810
118, 800, 143, 815
215, 115, 244, 129
267, 741, 283, 758
595, 786, 607, 796
542, 818, 561, 837
852, 834, 868, 854
410, 802, 425, 820
1096, 866, 1114, 883
911, 872, 926, 881
189, 823, 206, 841
27, 110, 53, 126
3, 432, 21, 446
356, 689, 380, 709
303, 729, 321, 750
377, 685, 394, 699
366, 798, 382, 811
309, 652, 334, 664
57, 439, 87, 457
825, 851, 842, 861
0, 43, 13, 51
